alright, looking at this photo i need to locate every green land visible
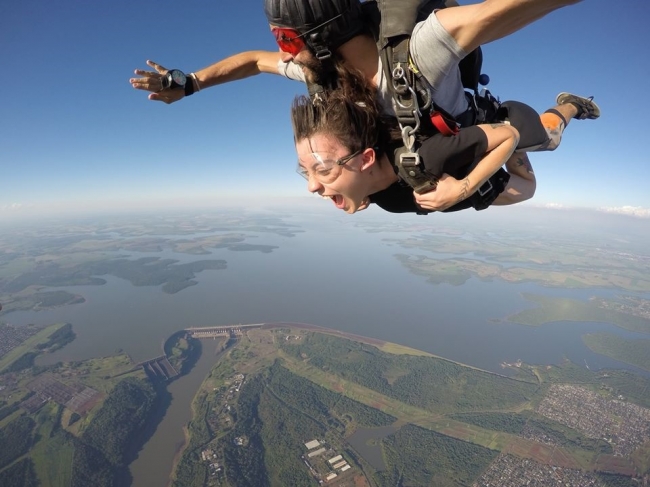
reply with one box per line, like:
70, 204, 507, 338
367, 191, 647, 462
2, 323, 649, 486
171, 327, 650, 487
506, 293, 650, 334
583, 333, 650, 372
0, 322, 167, 487
0, 214, 295, 310
389, 227, 650, 292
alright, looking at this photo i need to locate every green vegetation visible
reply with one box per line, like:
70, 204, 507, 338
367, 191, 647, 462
0, 323, 67, 373
533, 361, 650, 409
172, 448, 209, 487
0, 290, 84, 314
0, 416, 35, 470
597, 472, 640, 487
260, 375, 323, 486
449, 411, 531, 435
447, 410, 613, 454
71, 377, 157, 486
29, 402, 75, 487
525, 416, 613, 454
0, 458, 39, 487
375, 424, 498, 487
70, 441, 116, 487
164, 332, 200, 375
3, 351, 40, 373
268, 361, 396, 431
222, 375, 269, 487
279, 333, 538, 414
2, 256, 227, 295
0, 402, 20, 421
508, 294, 650, 333
169, 327, 650, 486
390, 233, 650, 292
36, 323, 75, 352
583, 333, 650, 372
82, 377, 156, 464
1, 324, 75, 375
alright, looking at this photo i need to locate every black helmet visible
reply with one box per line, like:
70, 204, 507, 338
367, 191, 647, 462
264, 0, 365, 54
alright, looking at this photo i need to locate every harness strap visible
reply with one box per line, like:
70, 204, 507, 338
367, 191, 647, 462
394, 147, 438, 195
430, 111, 459, 136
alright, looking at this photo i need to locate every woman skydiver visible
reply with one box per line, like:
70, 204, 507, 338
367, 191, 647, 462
290, 69, 599, 214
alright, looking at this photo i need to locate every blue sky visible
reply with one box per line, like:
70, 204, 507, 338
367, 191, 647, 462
2, 0, 649, 218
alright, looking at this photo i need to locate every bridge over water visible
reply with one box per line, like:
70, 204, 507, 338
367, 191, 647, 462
138, 355, 179, 382
185, 323, 264, 338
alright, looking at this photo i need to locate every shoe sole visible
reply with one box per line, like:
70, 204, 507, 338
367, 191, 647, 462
556, 92, 600, 119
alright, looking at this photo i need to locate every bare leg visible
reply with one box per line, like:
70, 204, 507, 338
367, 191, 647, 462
437, 0, 582, 53
493, 153, 536, 205
537, 102, 579, 151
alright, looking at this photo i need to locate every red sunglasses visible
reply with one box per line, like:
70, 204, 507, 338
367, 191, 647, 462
271, 13, 343, 56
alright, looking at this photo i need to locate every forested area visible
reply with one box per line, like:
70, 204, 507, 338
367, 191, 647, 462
597, 472, 641, 486
171, 391, 212, 487
70, 440, 115, 487
524, 416, 613, 454
0, 416, 35, 470
70, 377, 157, 487
258, 386, 321, 486
268, 361, 396, 430
0, 401, 20, 421
280, 333, 537, 413
0, 458, 39, 487
222, 375, 269, 487
36, 323, 75, 352
583, 333, 650, 372
374, 424, 497, 487
449, 411, 530, 434
172, 449, 208, 487
2, 352, 39, 373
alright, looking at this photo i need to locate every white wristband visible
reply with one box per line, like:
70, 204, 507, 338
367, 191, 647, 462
189, 73, 200, 92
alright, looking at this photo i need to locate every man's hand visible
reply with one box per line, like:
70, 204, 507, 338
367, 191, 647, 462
129, 60, 184, 104
414, 173, 469, 211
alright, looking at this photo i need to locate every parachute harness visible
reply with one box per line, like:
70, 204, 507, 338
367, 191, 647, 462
383, 37, 440, 195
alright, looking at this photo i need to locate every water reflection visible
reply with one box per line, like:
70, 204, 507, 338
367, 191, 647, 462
129, 339, 223, 487
347, 425, 400, 471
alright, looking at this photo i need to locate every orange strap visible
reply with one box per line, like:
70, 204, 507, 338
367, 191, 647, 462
430, 111, 459, 136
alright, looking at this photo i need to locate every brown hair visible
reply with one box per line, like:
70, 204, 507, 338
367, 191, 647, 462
290, 66, 393, 160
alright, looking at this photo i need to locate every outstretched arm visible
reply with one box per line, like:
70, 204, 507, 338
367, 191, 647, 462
414, 123, 519, 211
130, 51, 283, 104
437, 0, 581, 53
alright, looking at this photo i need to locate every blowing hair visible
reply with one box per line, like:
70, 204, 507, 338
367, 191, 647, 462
290, 65, 393, 160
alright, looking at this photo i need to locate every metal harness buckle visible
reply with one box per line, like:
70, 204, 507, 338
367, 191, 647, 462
478, 179, 493, 197
399, 151, 420, 168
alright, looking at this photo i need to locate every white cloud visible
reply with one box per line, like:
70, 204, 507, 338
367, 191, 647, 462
0, 203, 23, 211
542, 202, 566, 210
598, 206, 650, 219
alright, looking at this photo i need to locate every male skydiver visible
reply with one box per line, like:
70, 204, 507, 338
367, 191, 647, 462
130, 0, 583, 123
130, 0, 593, 209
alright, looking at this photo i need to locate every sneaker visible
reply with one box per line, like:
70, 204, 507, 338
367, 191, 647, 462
556, 92, 600, 120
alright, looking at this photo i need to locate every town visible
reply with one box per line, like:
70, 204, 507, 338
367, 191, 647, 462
537, 384, 650, 457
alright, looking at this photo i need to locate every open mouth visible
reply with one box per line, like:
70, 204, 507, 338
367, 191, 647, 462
330, 195, 346, 209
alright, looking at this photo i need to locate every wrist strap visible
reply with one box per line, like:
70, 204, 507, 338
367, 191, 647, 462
185, 73, 200, 96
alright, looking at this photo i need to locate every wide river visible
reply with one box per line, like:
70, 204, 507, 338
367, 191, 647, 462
4, 213, 649, 485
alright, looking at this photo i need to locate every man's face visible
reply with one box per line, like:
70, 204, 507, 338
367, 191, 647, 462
271, 26, 329, 84
287, 49, 328, 85
295, 133, 373, 214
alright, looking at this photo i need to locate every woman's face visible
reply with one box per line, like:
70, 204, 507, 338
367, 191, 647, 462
295, 133, 374, 214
